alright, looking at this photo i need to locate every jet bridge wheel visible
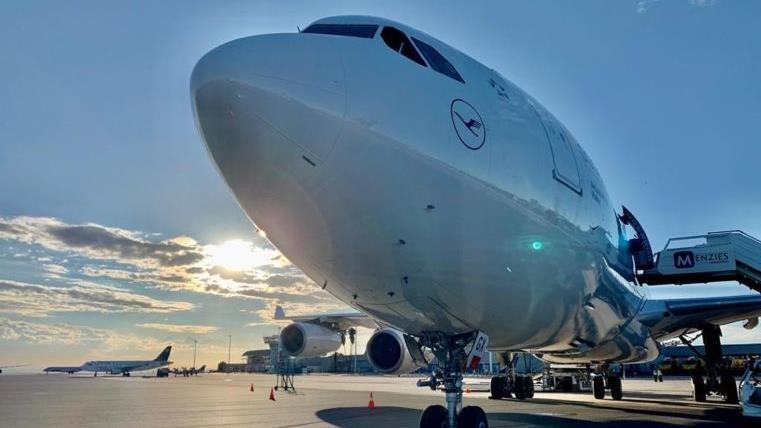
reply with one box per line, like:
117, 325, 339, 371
522, 376, 535, 399
720, 371, 739, 404
608, 375, 623, 401
489, 376, 510, 399
593, 375, 605, 399
692, 374, 707, 402
513, 375, 533, 400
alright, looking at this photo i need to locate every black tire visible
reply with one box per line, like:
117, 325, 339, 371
489, 376, 503, 400
514, 377, 526, 400
458, 406, 488, 428
593, 375, 605, 399
419, 404, 448, 428
608, 375, 623, 401
720, 372, 738, 404
523, 376, 535, 399
692, 374, 707, 402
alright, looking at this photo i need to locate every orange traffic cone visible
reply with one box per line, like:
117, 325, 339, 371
269, 387, 276, 401
368, 392, 375, 409
250, 383, 254, 392
466, 384, 471, 395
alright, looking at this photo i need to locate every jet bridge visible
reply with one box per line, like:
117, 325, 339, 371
637, 230, 761, 293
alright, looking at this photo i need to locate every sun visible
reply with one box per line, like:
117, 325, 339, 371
204, 239, 277, 271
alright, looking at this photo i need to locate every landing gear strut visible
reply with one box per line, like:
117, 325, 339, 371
416, 332, 488, 428
681, 325, 738, 404
591, 363, 623, 400
488, 352, 534, 400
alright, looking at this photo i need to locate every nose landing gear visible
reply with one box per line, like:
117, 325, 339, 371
416, 332, 490, 428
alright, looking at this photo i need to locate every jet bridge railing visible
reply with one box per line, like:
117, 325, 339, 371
637, 230, 761, 293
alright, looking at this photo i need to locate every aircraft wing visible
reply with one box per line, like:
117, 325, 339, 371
640, 294, 761, 340
0, 364, 26, 369
274, 305, 377, 330
43, 366, 81, 373
113, 364, 151, 374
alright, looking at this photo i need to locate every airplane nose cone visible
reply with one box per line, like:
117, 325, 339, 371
191, 34, 346, 202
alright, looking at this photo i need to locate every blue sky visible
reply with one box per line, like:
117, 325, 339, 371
1, 0, 760, 369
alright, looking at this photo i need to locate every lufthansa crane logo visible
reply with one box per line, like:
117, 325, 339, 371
450, 99, 486, 150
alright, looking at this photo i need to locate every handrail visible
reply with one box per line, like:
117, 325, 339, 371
708, 230, 761, 246
662, 230, 761, 251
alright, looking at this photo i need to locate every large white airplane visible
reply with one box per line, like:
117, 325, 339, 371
191, 16, 761, 427
62, 346, 173, 377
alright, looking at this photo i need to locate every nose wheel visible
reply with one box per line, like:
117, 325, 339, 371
417, 332, 490, 428
420, 405, 488, 428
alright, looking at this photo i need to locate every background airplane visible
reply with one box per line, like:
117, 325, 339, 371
191, 15, 761, 428
49, 346, 173, 377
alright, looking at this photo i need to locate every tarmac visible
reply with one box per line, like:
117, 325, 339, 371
0, 373, 754, 427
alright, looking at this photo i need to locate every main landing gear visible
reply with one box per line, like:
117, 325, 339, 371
591, 364, 623, 401
681, 325, 738, 404
488, 352, 534, 400
416, 332, 488, 428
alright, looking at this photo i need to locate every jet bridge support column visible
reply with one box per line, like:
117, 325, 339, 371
682, 325, 739, 404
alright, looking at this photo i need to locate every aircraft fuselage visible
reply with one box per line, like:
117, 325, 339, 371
192, 16, 659, 364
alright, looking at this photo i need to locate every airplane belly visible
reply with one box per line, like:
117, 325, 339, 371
251, 117, 623, 349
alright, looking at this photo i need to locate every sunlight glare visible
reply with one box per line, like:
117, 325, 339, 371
204, 239, 277, 271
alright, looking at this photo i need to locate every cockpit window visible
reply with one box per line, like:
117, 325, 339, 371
380, 27, 427, 67
302, 24, 379, 39
412, 37, 465, 83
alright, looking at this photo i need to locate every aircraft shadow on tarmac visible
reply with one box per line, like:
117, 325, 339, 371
518, 397, 747, 425
315, 403, 755, 428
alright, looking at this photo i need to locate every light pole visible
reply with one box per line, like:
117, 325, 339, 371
228, 334, 232, 364
193, 339, 197, 369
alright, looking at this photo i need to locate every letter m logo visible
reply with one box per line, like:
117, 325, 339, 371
673, 251, 695, 269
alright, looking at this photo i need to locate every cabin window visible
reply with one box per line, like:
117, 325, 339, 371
412, 37, 465, 83
302, 24, 379, 39
380, 27, 427, 67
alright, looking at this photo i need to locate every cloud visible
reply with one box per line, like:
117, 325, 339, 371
136, 323, 218, 334
636, 0, 660, 14
42, 263, 68, 279
206, 265, 304, 287
0, 316, 238, 366
0, 216, 204, 268
637, 0, 719, 13
0, 316, 114, 345
0, 215, 350, 323
0, 279, 194, 317
689, 0, 718, 7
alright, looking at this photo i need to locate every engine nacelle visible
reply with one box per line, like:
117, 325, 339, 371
366, 328, 427, 374
279, 322, 342, 357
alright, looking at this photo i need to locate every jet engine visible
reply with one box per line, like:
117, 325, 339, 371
366, 328, 427, 374
279, 322, 342, 357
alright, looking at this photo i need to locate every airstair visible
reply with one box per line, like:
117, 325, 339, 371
637, 230, 761, 293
